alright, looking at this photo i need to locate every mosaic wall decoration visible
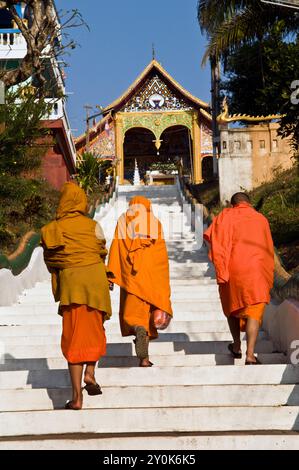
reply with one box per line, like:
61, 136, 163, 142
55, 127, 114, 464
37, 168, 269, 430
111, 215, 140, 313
121, 74, 193, 113
121, 111, 194, 140
201, 123, 213, 154
89, 121, 115, 157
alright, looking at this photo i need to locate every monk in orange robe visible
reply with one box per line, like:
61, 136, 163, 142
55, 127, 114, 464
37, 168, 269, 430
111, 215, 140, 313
41, 182, 112, 409
108, 196, 173, 367
204, 192, 274, 364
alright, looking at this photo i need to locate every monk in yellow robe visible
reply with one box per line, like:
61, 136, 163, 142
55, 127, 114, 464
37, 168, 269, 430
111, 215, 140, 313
108, 196, 172, 367
204, 192, 274, 364
41, 182, 112, 409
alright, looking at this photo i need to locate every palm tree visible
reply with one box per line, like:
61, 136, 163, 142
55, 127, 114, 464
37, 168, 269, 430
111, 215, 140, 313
198, 1, 299, 168
76, 152, 100, 195
198, 0, 299, 64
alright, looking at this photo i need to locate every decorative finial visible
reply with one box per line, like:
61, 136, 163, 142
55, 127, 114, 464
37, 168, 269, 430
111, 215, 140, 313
152, 43, 156, 61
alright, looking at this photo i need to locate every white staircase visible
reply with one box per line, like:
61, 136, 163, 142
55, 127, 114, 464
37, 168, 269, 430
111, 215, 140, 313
0, 184, 299, 449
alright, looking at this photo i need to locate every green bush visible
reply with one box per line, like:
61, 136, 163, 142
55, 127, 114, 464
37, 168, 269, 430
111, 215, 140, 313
0, 176, 59, 254
249, 168, 298, 246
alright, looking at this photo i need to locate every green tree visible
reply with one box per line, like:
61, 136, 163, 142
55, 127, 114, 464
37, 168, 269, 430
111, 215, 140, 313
0, 1, 85, 89
0, 87, 52, 175
0, 88, 59, 251
221, 33, 299, 116
198, 0, 299, 151
197, 0, 298, 63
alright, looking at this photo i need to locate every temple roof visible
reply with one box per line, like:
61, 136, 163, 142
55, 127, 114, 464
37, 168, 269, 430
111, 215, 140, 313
75, 60, 211, 147
103, 59, 210, 113
75, 113, 110, 146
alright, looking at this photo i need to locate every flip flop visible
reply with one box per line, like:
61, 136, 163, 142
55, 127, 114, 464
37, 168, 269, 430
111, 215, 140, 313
134, 326, 149, 360
228, 343, 242, 359
64, 400, 82, 410
245, 357, 262, 365
83, 383, 102, 396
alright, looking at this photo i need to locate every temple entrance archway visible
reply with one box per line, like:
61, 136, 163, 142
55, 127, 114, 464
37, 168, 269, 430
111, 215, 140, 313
76, 60, 213, 184
123, 125, 193, 184
159, 125, 192, 175
123, 127, 156, 183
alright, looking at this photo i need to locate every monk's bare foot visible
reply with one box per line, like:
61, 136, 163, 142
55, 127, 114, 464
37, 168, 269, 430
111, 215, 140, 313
65, 400, 82, 410
65, 391, 83, 410
139, 358, 153, 367
245, 354, 260, 364
84, 372, 97, 386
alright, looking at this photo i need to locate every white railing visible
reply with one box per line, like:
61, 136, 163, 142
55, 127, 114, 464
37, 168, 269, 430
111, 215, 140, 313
0, 32, 27, 59
62, 113, 77, 164
42, 98, 76, 164
43, 98, 64, 120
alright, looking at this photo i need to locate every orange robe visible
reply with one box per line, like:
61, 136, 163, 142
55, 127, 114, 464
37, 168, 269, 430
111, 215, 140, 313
108, 196, 172, 338
41, 182, 110, 363
204, 202, 274, 330
61, 304, 106, 363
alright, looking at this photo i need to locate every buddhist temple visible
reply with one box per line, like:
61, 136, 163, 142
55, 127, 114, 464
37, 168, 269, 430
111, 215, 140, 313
75, 60, 213, 184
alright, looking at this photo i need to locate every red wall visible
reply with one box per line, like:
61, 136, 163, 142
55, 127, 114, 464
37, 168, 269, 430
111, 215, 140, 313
42, 149, 72, 190
41, 120, 76, 190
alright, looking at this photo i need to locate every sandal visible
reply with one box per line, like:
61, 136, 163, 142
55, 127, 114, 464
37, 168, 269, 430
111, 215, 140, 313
83, 383, 102, 396
134, 326, 149, 360
228, 343, 242, 359
65, 400, 82, 410
245, 357, 262, 365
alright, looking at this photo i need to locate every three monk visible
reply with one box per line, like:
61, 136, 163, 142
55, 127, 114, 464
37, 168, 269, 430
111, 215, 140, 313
41, 182, 111, 409
204, 192, 274, 364
108, 196, 172, 367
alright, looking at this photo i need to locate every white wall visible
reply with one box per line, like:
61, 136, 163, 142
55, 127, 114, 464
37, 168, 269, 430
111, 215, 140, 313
0, 248, 49, 306
219, 156, 253, 204
263, 299, 299, 363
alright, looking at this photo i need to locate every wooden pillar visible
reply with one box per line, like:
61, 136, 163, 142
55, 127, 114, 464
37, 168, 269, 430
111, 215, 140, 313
192, 112, 203, 184
115, 116, 124, 184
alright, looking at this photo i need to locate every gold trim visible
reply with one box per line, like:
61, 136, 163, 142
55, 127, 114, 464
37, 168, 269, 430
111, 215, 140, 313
103, 59, 209, 112
199, 109, 212, 121
217, 97, 285, 123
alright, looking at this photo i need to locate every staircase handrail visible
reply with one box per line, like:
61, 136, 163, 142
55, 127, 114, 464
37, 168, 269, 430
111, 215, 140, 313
0, 176, 118, 276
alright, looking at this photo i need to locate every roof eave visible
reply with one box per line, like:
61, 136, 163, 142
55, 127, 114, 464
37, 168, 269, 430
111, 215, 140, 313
103, 59, 210, 113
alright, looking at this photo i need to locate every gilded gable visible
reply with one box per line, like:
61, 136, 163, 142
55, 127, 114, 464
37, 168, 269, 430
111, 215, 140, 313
121, 74, 193, 113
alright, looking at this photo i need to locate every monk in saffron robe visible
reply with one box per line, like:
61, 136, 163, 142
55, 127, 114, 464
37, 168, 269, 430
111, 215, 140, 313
204, 192, 274, 364
41, 182, 112, 409
108, 196, 172, 367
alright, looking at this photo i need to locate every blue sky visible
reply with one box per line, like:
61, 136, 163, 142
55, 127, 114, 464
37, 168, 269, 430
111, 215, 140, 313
56, 0, 211, 136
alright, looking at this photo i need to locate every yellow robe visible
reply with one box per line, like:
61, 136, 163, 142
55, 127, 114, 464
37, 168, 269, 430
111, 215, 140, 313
41, 182, 111, 319
41, 182, 111, 363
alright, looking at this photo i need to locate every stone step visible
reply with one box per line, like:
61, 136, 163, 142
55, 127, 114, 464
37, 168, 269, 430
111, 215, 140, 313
1, 364, 297, 390
0, 353, 286, 372
0, 311, 226, 325
170, 279, 216, 286
0, 320, 230, 337
0, 331, 268, 346
0, 338, 274, 359
1, 434, 298, 450
15, 294, 220, 305
19, 285, 219, 297
1, 185, 291, 447
1, 406, 299, 438
28, 278, 216, 288
0, 383, 297, 412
